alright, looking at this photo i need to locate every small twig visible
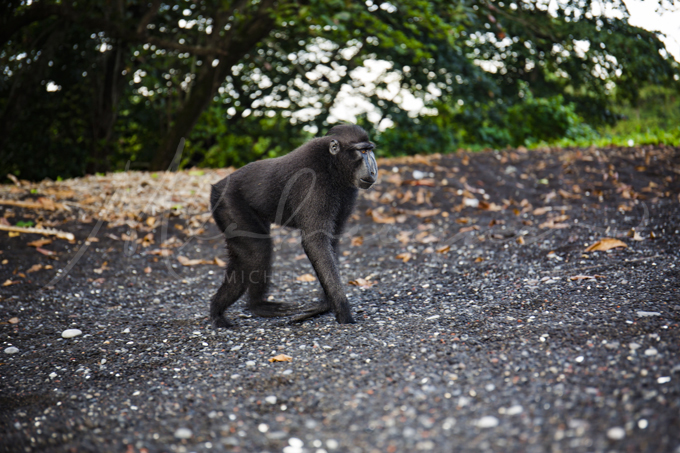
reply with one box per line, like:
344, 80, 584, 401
0, 199, 64, 210
0, 225, 75, 241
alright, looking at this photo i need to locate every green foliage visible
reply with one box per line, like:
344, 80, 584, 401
1, 0, 679, 179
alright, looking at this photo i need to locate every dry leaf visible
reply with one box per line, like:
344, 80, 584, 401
35, 247, 55, 256
177, 256, 211, 266
459, 225, 480, 234
143, 267, 152, 274
149, 248, 173, 256
569, 275, 605, 281
26, 264, 43, 273
584, 238, 627, 252
214, 256, 226, 267
297, 273, 316, 282
436, 245, 450, 253
475, 257, 484, 263
396, 231, 411, 245
93, 261, 108, 274
27, 238, 53, 248
405, 208, 441, 218
348, 277, 376, 289
478, 201, 502, 211
269, 354, 293, 363
2, 279, 19, 287
146, 216, 157, 227
370, 210, 396, 224
516, 236, 525, 245
351, 236, 364, 247
396, 252, 412, 263
627, 229, 644, 241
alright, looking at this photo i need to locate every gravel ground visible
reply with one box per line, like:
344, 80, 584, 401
1, 145, 679, 453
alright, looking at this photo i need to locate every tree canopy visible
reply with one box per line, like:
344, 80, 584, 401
1, 0, 679, 180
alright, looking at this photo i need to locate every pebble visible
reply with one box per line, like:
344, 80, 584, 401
4, 346, 19, 354
476, 416, 499, 428
464, 197, 479, 208
61, 329, 82, 339
9, 317, 19, 324
607, 426, 625, 440
288, 438, 304, 447
174, 428, 193, 439
412, 170, 425, 180
265, 395, 277, 405
644, 347, 658, 356
245, 361, 256, 367
636, 311, 661, 317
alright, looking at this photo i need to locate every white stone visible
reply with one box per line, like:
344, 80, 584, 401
4, 346, 19, 354
49, 372, 57, 379
61, 329, 82, 339
644, 348, 658, 356
476, 416, 499, 428
265, 395, 277, 405
607, 426, 625, 440
506, 405, 523, 415
657, 376, 671, 384
174, 428, 193, 439
464, 197, 479, 208
637, 311, 661, 317
245, 361, 256, 367
288, 438, 303, 448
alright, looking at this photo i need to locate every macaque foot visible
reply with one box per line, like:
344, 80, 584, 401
249, 301, 297, 318
212, 316, 233, 329
289, 303, 332, 323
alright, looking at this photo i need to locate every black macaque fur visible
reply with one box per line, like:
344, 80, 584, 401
209, 125, 378, 327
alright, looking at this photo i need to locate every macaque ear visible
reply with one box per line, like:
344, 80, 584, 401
329, 139, 340, 155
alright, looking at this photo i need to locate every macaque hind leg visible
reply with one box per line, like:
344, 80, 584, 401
246, 237, 296, 317
210, 247, 247, 328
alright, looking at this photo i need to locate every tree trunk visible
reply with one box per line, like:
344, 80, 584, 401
88, 42, 127, 173
150, 1, 276, 171
150, 60, 232, 171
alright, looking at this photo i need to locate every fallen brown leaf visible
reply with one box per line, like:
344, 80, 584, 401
144, 267, 152, 274
27, 238, 53, 248
585, 238, 627, 252
214, 256, 226, 267
149, 248, 173, 256
405, 208, 441, 218
436, 245, 450, 253
370, 210, 396, 224
569, 275, 606, 281
396, 252, 412, 263
26, 264, 43, 273
35, 247, 56, 256
2, 279, 20, 287
296, 273, 316, 282
177, 256, 211, 266
348, 277, 376, 289
269, 354, 293, 363
351, 236, 364, 247
459, 225, 480, 234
